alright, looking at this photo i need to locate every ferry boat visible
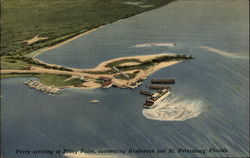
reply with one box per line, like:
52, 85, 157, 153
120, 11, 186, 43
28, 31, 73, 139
143, 89, 171, 109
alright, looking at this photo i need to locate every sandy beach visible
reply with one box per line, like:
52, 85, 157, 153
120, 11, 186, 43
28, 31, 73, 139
91, 53, 173, 70
133, 42, 176, 48
199, 46, 248, 59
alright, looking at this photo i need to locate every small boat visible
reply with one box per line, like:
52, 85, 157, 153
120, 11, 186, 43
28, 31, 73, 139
90, 100, 99, 103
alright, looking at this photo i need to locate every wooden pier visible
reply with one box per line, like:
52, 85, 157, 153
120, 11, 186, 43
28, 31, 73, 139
140, 90, 153, 96
149, 85, 171, 90
24, 79, 63, 95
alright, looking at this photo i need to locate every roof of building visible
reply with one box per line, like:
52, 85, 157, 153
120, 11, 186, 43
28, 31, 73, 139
102, 81, 112, 86
99, 77, 112, 80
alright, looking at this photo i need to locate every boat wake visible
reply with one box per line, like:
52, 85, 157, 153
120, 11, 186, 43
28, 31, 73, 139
200, 46, 249, 59
142, 96, 205, 121
133, 42, 176, 48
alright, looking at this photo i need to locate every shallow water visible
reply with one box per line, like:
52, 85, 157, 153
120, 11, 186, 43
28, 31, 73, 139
1, 0, 249, 157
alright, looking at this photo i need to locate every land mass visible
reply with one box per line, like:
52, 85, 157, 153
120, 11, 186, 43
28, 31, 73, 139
1, 54, 192, 89
0, 0, 191, 90
1, 0, 175, 57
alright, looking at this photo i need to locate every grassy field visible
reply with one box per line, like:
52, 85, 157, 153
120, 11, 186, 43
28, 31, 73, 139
1, 73, 84, 87
1, 55, 73, 71
0, 73, 36, 79
84, 55, 193, 74
114, 71, 140, 80
115, 55, 193, 71
106, 59, 142, 68
36, 74, 84, 87
1, 0, 175, 57
1, 56, 34, 70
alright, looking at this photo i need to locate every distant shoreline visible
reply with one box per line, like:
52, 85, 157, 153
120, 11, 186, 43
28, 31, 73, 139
25, 5, 165, 58
26, 2, 174, 59
27, 26, 103, 58
1, 0, 176, 57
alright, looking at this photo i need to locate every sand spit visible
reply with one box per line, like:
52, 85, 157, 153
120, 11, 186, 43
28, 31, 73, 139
200, 46, 248, 59
90, 54, 172, 72
134, 42, 176, 48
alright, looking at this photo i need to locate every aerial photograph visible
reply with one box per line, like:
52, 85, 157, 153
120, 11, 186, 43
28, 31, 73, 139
0, 0, 249, 158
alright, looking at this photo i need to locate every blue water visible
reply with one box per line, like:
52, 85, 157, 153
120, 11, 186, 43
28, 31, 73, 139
1, 0, 249, 158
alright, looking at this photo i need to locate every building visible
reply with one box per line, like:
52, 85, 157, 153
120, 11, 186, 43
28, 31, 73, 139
25, 66, 34, 70
102, 81, 113, 88
99, 77, 112, 82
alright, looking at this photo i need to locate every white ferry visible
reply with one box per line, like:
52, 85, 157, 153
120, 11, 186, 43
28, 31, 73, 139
143, 89, 171, 109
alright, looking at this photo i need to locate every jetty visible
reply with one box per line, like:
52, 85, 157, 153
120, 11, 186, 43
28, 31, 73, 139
24, 79, 63, 95
140, 90, 153, 96
149, 85, 171, 90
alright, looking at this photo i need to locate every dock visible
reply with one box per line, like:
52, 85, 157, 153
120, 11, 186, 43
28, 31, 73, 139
24, 79, 63, 95
140, 90, 153, 96
149, 85, 171, 90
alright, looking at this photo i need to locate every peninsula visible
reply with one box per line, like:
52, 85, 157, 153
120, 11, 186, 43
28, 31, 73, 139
1, 54, 192, 89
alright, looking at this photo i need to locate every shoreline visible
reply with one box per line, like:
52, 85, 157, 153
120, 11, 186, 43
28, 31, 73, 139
25, 9, 156, 58
27, 26, 103, 58
25, 1, 177, 59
